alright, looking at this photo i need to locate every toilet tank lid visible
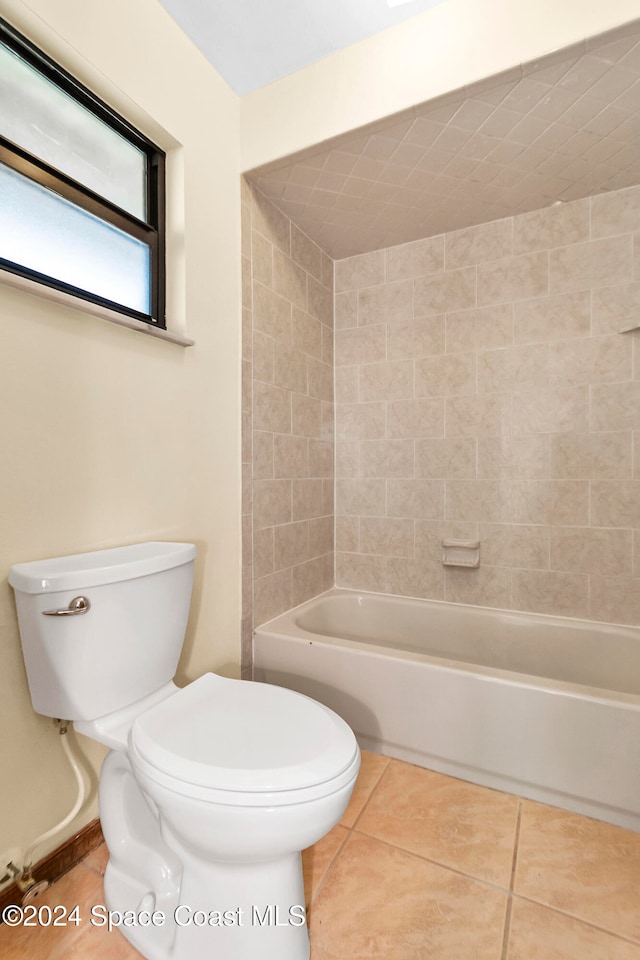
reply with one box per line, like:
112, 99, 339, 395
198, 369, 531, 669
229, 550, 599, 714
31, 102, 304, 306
9, 542, 196, 594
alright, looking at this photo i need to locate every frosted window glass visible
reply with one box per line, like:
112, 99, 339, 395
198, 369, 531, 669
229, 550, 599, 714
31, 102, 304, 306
0, 41, 146, 220
0, 163, 151, 314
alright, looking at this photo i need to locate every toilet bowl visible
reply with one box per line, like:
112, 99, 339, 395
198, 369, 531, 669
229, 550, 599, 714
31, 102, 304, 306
9, 543, 360, 960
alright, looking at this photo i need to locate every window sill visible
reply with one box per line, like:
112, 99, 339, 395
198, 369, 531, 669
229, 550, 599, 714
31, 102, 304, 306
0, 269, 194, 347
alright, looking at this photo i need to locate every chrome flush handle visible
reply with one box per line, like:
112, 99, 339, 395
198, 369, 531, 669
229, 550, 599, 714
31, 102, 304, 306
42, 596, 91, 616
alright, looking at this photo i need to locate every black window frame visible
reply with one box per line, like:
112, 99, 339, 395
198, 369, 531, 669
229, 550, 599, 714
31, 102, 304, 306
0, 16, 166, 328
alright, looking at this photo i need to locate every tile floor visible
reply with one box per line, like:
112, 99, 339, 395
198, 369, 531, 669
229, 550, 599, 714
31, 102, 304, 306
2, 751, 640, 959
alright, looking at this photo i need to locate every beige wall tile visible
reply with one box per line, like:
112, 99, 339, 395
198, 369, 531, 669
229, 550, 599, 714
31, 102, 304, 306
387, 478, 445, 519
251, 230, 273, 287
386, 235, 444, 281
386, 557, 445, 600
445, 565, 512, 608
274, 521, 309, 571
335, 324, 386, 366
550, 432, 633, 479
416, 352, 476, 397
548, 336, 631, 385
253, 526, 274, 579
335, 366, 359, 404
292, 556, 326, 606
590, 575, 640, 625
336, 515, 359, 552
387, 316, 446, 359
549, 236, 633, 294
273, 342, 307, 394
274, 433, 308, 478
309, 516, 333, 557
308, 275, 333, 326
359, 517, 414, 558
416, 438, 477, 479
336, 402, 386, 441
358, 280, 412, 325
253, 568, 292, 627
590, 381, 640, 432
477, 252, 548, 305
335, 552, 387, 592
446, 394, 510, 437
513, 291, 590, 343
307, 356, 333, 402
478, 344, 549, 394
387, 398, 445, 438
335, 290, 358, 329
293, 478, 326, 521
253, 281, 292, 344
512, 569, 589, 618
252, 329, 274, 383
336, 478, 386, 517
513, 480, 589, 525
361, 439, 414, 478
590, 184, 640, 239
292, 307, 323, 360
252, 380, 292, 434
551, 526, 633, 577
291, 223, 323, 281
446, 218, 512, 269
253, 430, 274, 479
292, 393, 322, 437
591, 282, 640, 336
447, 479, 512, 522
414, 265, 476, 316
272, 247, 308, 309
591, 480, 640, 527
479, 523, 550, 569
512, 198, 589, 255
253, 478, 292, 529
478, 436, 549, 479
446, 303, 513, 353
308, 440, 334, 478
513, 386, 588, 434
335, 250, 385, 292
360, 360, 414, 401
335, 441, 359, 478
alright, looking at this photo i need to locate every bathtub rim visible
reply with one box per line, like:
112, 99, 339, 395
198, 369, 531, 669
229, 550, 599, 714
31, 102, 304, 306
254, 587, 640, 709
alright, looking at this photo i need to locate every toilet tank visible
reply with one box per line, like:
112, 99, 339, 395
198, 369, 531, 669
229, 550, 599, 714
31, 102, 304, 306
9, 542, 196, 721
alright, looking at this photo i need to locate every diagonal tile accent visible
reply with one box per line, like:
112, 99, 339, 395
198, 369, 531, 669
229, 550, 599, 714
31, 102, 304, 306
247, 20, 640, 259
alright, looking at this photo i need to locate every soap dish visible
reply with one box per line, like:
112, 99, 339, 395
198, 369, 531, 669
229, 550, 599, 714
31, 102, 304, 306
442, 539, 480, 568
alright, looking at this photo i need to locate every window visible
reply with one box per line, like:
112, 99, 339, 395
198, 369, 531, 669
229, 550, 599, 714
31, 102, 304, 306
0, 17, 165, 327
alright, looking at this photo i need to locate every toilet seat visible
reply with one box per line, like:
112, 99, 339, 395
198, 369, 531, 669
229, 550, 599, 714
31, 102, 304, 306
129, 673, 359, 806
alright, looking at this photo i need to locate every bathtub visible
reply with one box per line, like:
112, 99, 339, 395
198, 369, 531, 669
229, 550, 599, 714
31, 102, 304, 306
253, 589, 640, 832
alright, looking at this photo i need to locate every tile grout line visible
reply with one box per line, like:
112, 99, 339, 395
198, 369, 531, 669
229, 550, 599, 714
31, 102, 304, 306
500, 799, 523, 960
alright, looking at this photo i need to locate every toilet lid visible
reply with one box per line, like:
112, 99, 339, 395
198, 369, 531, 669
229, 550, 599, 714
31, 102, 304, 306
130, 673, 358, 795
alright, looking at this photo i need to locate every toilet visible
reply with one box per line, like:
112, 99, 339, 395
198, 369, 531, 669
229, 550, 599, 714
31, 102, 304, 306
9, 542, 360, 960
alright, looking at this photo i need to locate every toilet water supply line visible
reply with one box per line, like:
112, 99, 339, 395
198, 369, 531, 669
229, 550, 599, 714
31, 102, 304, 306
13, 719, 86, 903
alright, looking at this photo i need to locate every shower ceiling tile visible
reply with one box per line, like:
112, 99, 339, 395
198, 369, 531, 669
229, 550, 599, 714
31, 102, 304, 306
247, 19, 640, 260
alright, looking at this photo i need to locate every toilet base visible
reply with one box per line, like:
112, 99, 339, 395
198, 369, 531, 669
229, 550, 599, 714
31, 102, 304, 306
104, 845, 310, 960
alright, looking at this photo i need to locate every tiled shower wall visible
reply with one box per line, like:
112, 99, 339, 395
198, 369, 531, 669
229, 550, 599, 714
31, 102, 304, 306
334, 183, 640, 626
241, 181, 334, 670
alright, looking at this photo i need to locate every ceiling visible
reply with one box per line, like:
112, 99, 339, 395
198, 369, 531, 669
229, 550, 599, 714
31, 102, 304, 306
156, 0, 446, 96
246, 19, 640, 259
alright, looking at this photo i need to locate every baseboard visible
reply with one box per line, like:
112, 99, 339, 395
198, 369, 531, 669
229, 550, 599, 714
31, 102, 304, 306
0, 818, 104, 919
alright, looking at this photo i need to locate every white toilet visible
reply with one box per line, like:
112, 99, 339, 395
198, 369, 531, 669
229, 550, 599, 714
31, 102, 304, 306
9, 542, 360, 960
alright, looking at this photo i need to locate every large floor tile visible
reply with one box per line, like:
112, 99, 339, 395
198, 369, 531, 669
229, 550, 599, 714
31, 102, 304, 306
0, 863, 107, 960
514, 801, 640, 942
356, 760, 519, 886
303, 824, 349, 906
507, 898, 640, 960
309, 831, 507, 959
340, 750, 390, 828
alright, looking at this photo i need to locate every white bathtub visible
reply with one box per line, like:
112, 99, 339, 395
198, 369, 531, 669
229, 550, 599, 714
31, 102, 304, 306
254, 589, 640, 832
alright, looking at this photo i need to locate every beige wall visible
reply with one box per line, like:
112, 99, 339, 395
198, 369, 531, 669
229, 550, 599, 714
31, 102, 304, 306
0, 0, 242, 862
241, 0, 640, 171
334, 183, 640, 625
242, 183, 334, 667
